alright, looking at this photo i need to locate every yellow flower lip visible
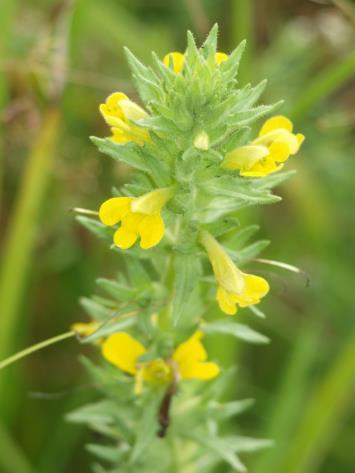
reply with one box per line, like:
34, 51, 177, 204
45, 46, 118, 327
199, 230, 269, 315
99, 92, 149, 145
98, 188, 174, 250
222, 115, 305, 177
101, 331, 219, 394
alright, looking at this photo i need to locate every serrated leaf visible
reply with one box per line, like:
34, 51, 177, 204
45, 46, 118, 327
201, 23, 218, 57
172, 254, 201, 326
230, 102, 282, 127
129, 395, 160, 464
204, 217, 240, 237
189, 434, 247, 472
203, 176, 280, 204
80, 297, 113, 321
224, 435, 273, 453
197, 196, 278, 223
81, 314, 136, 344
124, 47, 160, 103
86, 443, 129, 463
222, 126, 251, 152
203, 319, 269, 344
220, 40, 246, 83
66, 400, 116, 426
253, 169, 296, 189
125, 256, 151, 290
206, 399, 254, 420
96, 278, 136, 302
91, 137, 150, 173
76, 216, 112, 241
224, 224, 260, 249
229, 240, 270, 264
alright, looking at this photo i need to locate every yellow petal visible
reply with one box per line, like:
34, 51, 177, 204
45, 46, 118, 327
131, 188, 174, 215
222, 145, 269, 170
259, 115, 293, 136
100, 109, 130, 129
173, 331, 207, 366
102, 332, 146, 375
296, 133, 305, 150
240, 161, 283, 177
163, 52, 185, 73
113, 226, 138, 249
99, 92, 129, 127
216, 286, 238, 315
110, 127, 132, 144
99, 197, 133, 226
268, 140, 291, 163
105, 92, 128, 109
215, 52, 229, 64
179, 361, 220, 380
138, 214, 165, 249
235, 274, 269, 307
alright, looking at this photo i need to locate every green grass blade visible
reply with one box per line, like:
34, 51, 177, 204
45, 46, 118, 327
291, 50, 355, 121
281, 333, 355, 472
0, 108, 60, 394
253, 322, 320, 473
0, 422, 35, 473
231, 0, 254, 84
0, 0, 18, 216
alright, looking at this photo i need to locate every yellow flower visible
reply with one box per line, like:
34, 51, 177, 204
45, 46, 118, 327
102, 331, 219, 394
199, 230, 269, 315
99, 92, 149, 145
222, 115, 305, 177
99, 188, 174, 250
163, 51, 228, 73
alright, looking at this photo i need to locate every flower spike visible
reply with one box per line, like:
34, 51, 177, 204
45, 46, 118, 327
222, 115, 305, 177
199, 230, 269, 315
99, 187, 174, 250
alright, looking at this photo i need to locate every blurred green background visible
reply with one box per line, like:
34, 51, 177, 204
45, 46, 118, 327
0, 0, 355, 472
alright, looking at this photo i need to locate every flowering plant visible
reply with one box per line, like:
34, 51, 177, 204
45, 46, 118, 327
68, 24, 304, 472
0, 24, 304, 473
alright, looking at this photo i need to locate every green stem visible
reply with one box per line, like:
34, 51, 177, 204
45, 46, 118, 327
0, 331, 75, 370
